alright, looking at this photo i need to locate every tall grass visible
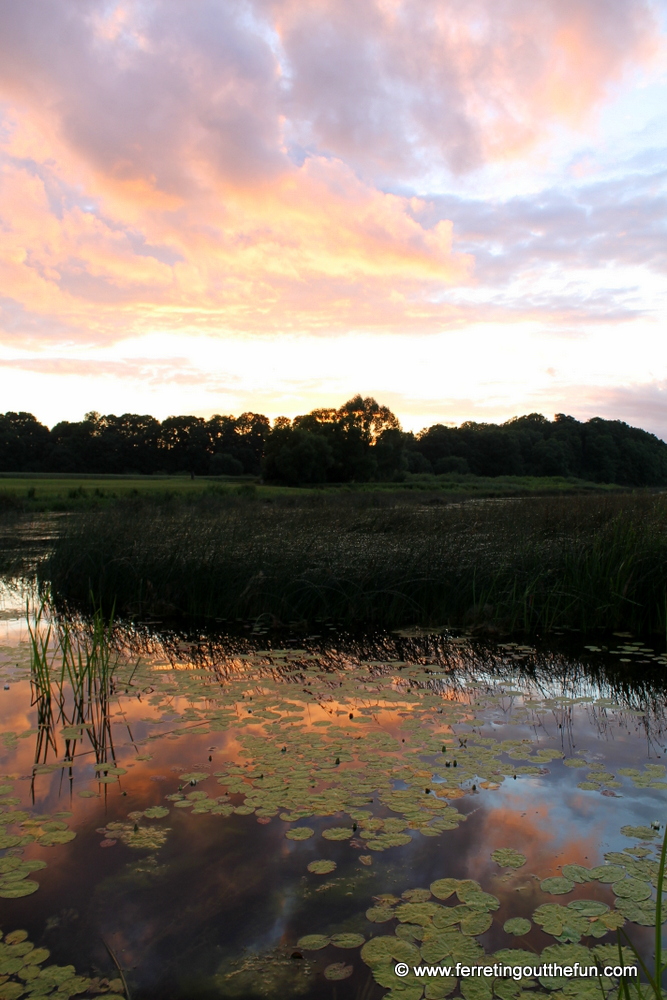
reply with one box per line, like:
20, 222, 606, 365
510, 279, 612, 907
43, 492, 667, 633
28, 599, 128, 777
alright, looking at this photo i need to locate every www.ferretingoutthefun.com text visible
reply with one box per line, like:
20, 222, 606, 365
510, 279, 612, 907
393, 963, 638, 980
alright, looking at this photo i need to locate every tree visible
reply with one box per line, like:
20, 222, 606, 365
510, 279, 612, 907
262, 427, 333, 485
0, 412, 50, 471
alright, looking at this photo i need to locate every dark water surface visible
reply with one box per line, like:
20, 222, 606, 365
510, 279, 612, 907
0, 585, 665, 999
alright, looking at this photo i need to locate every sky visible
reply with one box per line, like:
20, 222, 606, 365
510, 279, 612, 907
0, 0, 666, 436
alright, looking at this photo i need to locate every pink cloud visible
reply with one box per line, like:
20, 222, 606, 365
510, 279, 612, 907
0, 0, 661, 353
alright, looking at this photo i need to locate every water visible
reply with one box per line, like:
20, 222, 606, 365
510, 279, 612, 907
0, 587, 665, 998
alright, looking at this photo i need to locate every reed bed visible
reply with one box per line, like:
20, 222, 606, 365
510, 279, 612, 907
43, 492, 667, 633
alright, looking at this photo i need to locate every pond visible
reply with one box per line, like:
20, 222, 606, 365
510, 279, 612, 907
0, 583, 665, 999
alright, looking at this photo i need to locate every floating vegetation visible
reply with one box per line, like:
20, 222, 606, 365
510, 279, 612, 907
1, 596, 666, 995
296, 934, 330, 951
503, 917, 531, 936
540, 876, 576, 895
491, 849, 527, 869
294, 874, 640, 999
331, 933, 365, 948
621, 826, 660, 841
98, 820, 170, 850
323, 961, 353, 980
307, 859, 337, 874
322, 826, 354, 841
0, 928, 125, 999
285, 827, 314, 841
213, 947, 315, 998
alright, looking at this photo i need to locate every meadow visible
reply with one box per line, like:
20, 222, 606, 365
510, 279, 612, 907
0, 471, 620, 513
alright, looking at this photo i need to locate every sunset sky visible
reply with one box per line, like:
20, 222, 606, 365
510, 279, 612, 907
0, 0, 665, 434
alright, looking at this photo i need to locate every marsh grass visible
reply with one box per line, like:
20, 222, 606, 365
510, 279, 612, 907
44, 492, 667, 633
28, 600, 131, 782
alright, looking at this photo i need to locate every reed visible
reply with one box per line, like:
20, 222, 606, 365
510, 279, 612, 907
28, 599, 127, 778
43, 492, 667, 633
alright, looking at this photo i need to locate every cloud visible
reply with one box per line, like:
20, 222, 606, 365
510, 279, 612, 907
564, 380, 667, 440
0, 124, 473, 343
426, 167, 667, 280
274, 0, 660, 176
0, 0, 657, 195
0, 354, 239, 389
0, 0, 664, 442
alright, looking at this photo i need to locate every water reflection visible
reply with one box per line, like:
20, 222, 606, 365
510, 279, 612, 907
0, 604, 663, 998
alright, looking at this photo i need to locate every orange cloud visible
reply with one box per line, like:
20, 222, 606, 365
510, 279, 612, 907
0, 0, 662, 352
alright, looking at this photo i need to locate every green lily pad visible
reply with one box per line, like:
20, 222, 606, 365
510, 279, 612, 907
614, 898, 661, 926
285, 826, 314, 841
567, 900, 609, 916
533, 903, 566, 935
143, 806, 169, 819
621, 825, 659, 841
403, 888, 432, 902
324, 962, 353, 980
23, 946, 50, 965
430, 879, 459, 900
37, 829, 76, 846
503, 917, 531, 936
425, 978, 457, 999
612, 878, 652, 901
460, 911, 493, 936
540, 877, 575, 895
5, 930, 29, 944
297, 934, 330, 950
588, 864, 626, 883
491, 849, 527, 869
331, 933, 365, 948
561, 864, 593, 883
367, 906, 395, 923
322, 827, 354, 841
0, 880, 39, 897
307, 859, 337, 874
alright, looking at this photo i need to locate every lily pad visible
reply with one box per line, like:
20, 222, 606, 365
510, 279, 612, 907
366, 906, 395, 923
460, 911, 493, 935
324, 962, 353, 981
561, 864, 594, 884
285, 827, 314, 841
403, 888, 432, 902
588, 864, 626, 883
612, 879, 652, 901
540, 877, 575, 895
567, 900, 609, 916
331, 933, 365, 948
621, 825, 659, 841
143, 806, 169, 819
297, 933, 330, 950
491, 849, 527, 869
430, 878, 459, 900
503, 917, 531, 936
0, 880, 39, 897
307, 859, 337, 874
322, 827, 354, 841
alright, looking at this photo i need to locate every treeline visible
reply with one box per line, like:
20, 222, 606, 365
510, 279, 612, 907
1, 396, 667, 486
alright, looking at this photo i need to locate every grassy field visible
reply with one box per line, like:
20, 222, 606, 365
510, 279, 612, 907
0, 470, 624, 512
43, 490, 667, 635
